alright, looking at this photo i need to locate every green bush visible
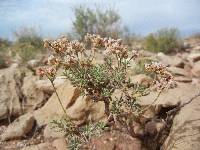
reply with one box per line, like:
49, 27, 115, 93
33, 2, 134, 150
144, 28, 182, 53
0, 38, 12, 67
72, 6, 124, 40
0, 38, 11, 53
12, 27, 45, 63
0, 55, 7, 69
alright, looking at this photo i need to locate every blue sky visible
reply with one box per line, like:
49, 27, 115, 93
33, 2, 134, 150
0, 0, 200, 39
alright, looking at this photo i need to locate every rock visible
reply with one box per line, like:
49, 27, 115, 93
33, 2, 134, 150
21, 142, 54, 150
34, 82, 105, 126
22, 75, 48, 111
157, 52, 184, 67
162, 92, 200, 150
183, 42, 190, 49
0, 64, 24, 120
35, 76, 66, 94
86, 131, 142, 150
191, 61, 200, 77
187, 53, 200, 62
192, 78, 200, 85
144, 120, 165, 136
0, 113, 35, 141
139, 83, 200, 107
139, 50, 155, 57
130, 74, 152, 87
168, 67, 189, 77
174, 76, 192, 83
27, 59, 40, 70
44, 123, 65, 139
193, 45, 200, 51
134, 125, 144, 137
52, 138, 68, 150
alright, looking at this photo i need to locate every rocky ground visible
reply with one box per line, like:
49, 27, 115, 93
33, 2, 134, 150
0, 38, 200, 150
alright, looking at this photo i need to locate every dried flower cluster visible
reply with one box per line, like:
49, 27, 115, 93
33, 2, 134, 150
145, 62, 175, 90
37, 67, 56, 81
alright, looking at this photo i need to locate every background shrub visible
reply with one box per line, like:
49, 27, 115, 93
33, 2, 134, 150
144, 28, 183, 53
0, 38, 11, 53
0, 38, 12, 67
72, 6, 124, 40
11, 27, 45, 63
0, 55, 7, 69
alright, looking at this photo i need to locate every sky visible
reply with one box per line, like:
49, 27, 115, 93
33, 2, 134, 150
0, 0, 200, 39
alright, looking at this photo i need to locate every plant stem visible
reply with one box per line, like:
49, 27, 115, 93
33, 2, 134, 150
104, 98, 110, 116
50, 80, 68, 115
139, 88, 163, 115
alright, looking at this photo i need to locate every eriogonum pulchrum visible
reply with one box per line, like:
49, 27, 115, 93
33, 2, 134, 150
37, 33, 175, 149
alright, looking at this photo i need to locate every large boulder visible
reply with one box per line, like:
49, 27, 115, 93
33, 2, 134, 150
35, 76, 66, 94
157, 52, 184, 67
139, 83, 200, 150
162, 92, 200, 150
130, 74, 153, 87
34, 82, 105, 126
139, 83, 200, 107
191, 61, 200, 77
0, 64, 24, 120
168, 67, 190, 77
0, 113, 35, 141
22, 75, 48, 111
187, 53, 200, 63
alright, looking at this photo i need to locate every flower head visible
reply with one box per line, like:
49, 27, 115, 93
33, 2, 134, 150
145, 62, 175, 90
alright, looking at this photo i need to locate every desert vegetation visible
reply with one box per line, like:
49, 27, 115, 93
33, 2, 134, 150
144, 28, 183, 53
37, 34, 175, 149
1, 2, 200, 150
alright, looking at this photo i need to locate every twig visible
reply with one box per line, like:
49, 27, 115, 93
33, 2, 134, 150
139, 89, 163, 115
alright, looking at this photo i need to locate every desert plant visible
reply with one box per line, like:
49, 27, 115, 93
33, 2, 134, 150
38, 34, 174, 149
73, 6, 124, 40
0, 38, 11, 53
144, 28, 182, 53
0, 55, 7, 68
0, 38, 12, 67
11, 27, 45, 62
51, 117, 106, 150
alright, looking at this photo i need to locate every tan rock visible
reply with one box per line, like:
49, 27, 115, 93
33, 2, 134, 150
34, 82, 105, 126
0, 64, 23, 120
22, 75, 46, 111
43, 123, 65, 139
130, 74, 152, 87
187, 53, 200, 62
191, 61, 200, 77
21, 142, 55, 150
157, 52, 184, 67
1, 113, 35, 141
27, 59, 40, 70
52, 138, 68, 150
168, 67, 189, 77
174, 76, 192, 83
87, 131, 142, 150
139, 83, 200, 107
162, 93, 200, 150
35, 76, 66, 94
